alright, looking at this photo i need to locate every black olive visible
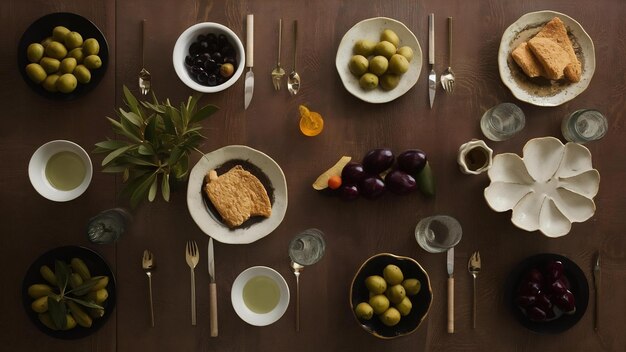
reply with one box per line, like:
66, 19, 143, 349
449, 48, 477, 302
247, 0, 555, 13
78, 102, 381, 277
185, 55, 193, 67
207, 74, 218, 86
197, 34, 206, 42
200, 41, 209, 52
217, 34, 228, 46
208, 43, 218, 54
221, 45, 234, 57
200, 53, 211, 62
197, 72, 209, 84
189, 42, 201, 56
193, 57, 204, 67
223, 56, 236, 65
206, 33, 217, 44
204, 58, 217, 72
212, 52, 223, 63
191, 66, 204, 75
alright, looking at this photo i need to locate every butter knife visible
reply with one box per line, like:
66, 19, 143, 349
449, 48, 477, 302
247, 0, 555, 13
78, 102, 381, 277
208, 237, 218, 337
428, 13, 436, 108
244, 14, 254, 110
593, 251, 600, 332
447, 247, 454, 333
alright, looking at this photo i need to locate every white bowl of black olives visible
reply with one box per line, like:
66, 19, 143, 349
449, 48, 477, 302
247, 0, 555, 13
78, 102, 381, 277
173, 22, 245, 93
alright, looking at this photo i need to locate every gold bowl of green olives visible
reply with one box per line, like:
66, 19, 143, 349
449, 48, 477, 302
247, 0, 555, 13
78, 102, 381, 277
350, 253, 432, 339
336, 17, 422, 103
18, 12, 109, 100
21, 246, 115, 339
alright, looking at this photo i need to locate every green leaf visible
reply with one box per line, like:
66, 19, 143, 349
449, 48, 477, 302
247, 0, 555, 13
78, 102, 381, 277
102, 165, 128, 173
144, 115, 158, 144
123, 85, 140, 114
130, 172, 157, 208
102, 145, 134, 166
54, 260, 70, 294
166, 105, 183, 130
138, 144, 155, 156
167, 146, 184, 166
94, 139, 131, 151
161, 173, 170, 201
107, 117, 143, 143
119, 113, 143, 141
66, 276, 105, 296
161, 113, 176, 134
148, 175, 158, 202
65, 296, 104, 310
187, 93, 202, 114
190, 104, 219, 124
47, 297, 67, 330
122, 155, 158, 166
141, 100, 166, 114
119, 108, 143, 127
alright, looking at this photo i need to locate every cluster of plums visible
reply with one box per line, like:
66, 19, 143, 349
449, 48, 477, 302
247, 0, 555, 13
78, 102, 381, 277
335, 148, 427, 200
515, 260, 576, 322
184, 33, 238, 86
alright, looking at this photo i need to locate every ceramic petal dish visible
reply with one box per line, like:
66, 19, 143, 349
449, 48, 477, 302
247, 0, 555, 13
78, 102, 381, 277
336, 17, 422, 104
484, 137, 600, 237
498, 11, 595, 107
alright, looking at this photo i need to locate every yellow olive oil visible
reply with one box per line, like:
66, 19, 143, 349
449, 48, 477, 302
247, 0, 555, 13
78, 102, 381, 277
45, 151, 85, 191
242, 276, 280, 314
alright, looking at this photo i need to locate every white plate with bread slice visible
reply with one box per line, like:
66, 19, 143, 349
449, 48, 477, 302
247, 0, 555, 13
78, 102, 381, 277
187, 145, 288, 244
498, 11, 595, 107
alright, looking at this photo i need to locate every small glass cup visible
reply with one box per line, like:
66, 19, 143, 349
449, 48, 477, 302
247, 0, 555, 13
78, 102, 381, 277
86, 208, 132, 244
480, 103, 526, 141
561, 109, 608, 144
288, 228, 326, 266
415, 215, 462, 253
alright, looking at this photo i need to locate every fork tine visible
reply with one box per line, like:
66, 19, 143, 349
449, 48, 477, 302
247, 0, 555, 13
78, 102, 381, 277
192, 241, 198, 256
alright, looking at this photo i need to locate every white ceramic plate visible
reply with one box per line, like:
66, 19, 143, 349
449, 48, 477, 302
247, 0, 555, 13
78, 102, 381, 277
498, 11, 595, 107
231, 266, 290, 326
28, 140, 92, 202
336, 17, 422, 104
186, 145, 288, 244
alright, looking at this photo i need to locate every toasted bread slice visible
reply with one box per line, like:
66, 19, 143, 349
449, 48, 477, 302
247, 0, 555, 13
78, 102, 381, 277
511, 42, 546, 78
535, 17, 581, 82
528, 37, 570, 80
205, 165, 272, 228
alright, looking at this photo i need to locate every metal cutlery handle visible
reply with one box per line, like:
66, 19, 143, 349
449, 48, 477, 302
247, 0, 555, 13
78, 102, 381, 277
594, 276, 600, 331
148, 273, 154, 327
293, 20, 298, 71
190, 269, 196, 326
209, 282, 218, 336
246, 14, 254, 68
295, 273, 300, 332
277, 19, 282, 65
472, 277, 476, 329
141, 19, 146, 68
428, 14, 434, 65
447, 276, 454, 333
447, 17, 452, 65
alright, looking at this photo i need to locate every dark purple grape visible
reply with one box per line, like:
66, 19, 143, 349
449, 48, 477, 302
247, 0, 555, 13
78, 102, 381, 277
207, 74, 218, 86
206, 33, 217, 44
362, 148, 394, 174
516, 294, 537, 308
385, 170, 417, 195
397, 149, 427, 174
535, 292, 553, 312
553, 291, 576, 313
204, 58, 217, 72
197, 72, 209, 84
549, 279, 568, 295
189, 42, 201, 56
339, 184, 359, 201
185, 55, 193, 67
518, 280, 541, 296
526, 306, 547, 321
341, 162, 366, 184
524, 268, 543, 284
545, 260, 564, 282
359, 176, 386, 200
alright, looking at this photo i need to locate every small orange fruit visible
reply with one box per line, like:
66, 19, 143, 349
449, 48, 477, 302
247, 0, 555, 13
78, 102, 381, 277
328, 175, 342, 190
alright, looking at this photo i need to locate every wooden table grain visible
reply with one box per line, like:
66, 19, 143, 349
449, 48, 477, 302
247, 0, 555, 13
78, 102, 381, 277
1, 0, 625, 351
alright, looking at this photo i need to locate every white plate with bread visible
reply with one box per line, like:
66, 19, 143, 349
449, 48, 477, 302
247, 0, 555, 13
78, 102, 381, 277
498, 11, 595, 107
187, 145, 288, 244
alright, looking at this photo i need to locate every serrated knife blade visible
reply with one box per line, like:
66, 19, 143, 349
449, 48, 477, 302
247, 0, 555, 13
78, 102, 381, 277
428, 13, 436, 108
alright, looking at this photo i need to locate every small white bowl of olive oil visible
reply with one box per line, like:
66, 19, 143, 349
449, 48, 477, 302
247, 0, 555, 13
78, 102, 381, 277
231, 266, 290, 326
28, 140, 93, 202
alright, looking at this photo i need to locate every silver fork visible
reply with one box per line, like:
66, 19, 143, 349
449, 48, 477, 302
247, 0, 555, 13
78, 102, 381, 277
142, 250, 155, 327
139, 19, 151, 95
441, 17, 455, 94
185, 240, 199, 326
271, 19, 285, 91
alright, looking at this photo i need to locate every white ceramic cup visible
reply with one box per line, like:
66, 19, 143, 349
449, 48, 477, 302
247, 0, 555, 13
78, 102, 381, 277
231, 266, 290, 326
28, 140, 92, 202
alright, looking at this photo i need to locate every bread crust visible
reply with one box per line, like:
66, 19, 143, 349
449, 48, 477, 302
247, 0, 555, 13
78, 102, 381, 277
512, 42, 546, 78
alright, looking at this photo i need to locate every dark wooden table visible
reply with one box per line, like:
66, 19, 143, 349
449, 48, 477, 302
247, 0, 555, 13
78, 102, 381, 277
2, 0, 625, 351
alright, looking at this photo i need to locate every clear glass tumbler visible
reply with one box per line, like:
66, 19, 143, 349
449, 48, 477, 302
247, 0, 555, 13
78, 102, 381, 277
561, 109, 608, 144
415, 215, 462, 253
288, 228, 326, 266
480, 103, 526, 141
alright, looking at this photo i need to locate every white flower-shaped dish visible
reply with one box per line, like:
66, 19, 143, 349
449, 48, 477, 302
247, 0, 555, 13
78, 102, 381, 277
484, 137, 599, 237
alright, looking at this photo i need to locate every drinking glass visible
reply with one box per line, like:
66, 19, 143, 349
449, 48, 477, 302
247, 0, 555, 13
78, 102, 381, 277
288, 228, 326, 266
87, 208, 132, 244
480, 103, 526, 141
415, 215, 462, 253
561, 109, 607, 144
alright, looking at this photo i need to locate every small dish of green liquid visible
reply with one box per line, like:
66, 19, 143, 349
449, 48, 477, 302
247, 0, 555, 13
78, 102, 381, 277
45, 151, 86, 191
242, 275, 280, 314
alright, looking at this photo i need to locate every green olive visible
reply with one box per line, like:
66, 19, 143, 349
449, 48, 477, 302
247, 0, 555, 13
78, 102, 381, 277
383, 264, 404, 285
374, 41, 396, 59
396, 296, 413, 316
380, 307, 401, 327
64, 31, 83, 50
82, 38, 100, 55
68, 48, 85, 63
380, 73, 401, 90
365, 275, 387, 294
40, 57, 61, 74
402, 278, 421, 296
380, 29, 400, 48
27, 43, 45, 63
389, 54, 409, 74
349, 55, 369, 76
42, 74, 60, 92
25, 63, 47, 84
56, 73, 77, 93
368, 55, 388, 76
368, 294, 390, 315
45, 41, 67, 60
359, 73, 378, 90
60, 57, 77, 74
74, 65, 91, 84
386, 284, 406, 305
397, 46, 414, 62
52, 26, 70, 42
353, 39, 376, 56
40, 36, 53, 48
354, 302, 374, 320
83, 55, 102, 69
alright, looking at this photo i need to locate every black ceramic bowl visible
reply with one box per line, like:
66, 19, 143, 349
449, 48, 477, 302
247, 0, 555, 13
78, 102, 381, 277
505, 253, 589, 334
17, 12, 109, 100
350, 253, 432, 339
21, 246, 116, 339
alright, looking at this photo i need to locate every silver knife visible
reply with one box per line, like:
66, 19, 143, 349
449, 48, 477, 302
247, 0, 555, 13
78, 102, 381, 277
244, 14, 254, 110
593, 251, 600, 332
428, 13, 436, 109
208, 237, 218, 337
447, 247, 454, 333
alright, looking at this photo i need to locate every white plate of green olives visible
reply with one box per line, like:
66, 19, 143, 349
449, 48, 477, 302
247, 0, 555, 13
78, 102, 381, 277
18, 12, 109, 100
336, 17, 422, 104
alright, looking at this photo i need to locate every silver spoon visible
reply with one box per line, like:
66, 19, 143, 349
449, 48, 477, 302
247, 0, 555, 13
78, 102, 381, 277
287, 20, 300, 96
290, 260, 304, 332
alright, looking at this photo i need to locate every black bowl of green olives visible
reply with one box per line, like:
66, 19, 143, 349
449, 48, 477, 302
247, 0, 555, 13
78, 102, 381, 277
173, 22, 245, 93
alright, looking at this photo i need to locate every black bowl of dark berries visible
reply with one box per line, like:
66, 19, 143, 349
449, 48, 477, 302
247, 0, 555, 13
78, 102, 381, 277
505, 253, 589, 334
173, 22, 244, 92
